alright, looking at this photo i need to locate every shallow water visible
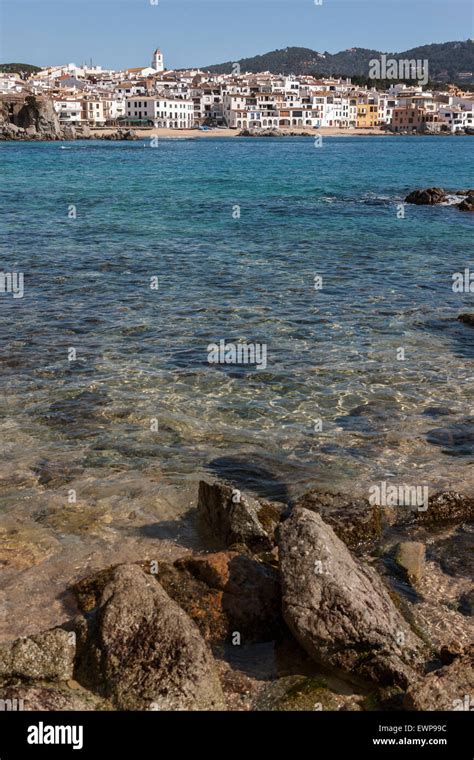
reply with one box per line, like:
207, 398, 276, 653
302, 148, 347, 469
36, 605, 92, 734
0, 136, 472, 640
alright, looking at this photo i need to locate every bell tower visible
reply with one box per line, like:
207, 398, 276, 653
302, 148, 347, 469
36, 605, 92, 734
152, 48, 164, 72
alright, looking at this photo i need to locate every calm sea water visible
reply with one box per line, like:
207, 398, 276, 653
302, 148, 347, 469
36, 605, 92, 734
0, 136, 473, 503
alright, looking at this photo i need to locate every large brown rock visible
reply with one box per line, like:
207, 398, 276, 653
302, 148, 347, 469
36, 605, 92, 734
155, 552, 282, 643
198, 480, 281, 552
279, 508, 426, 687
294, 490, 382, 548
416, 491, 474, 526
404, 649, 474, 710
458, 197, 474, 212
405, 187, 446, 205
76, 564, 225, 710
16, 96, 61, 139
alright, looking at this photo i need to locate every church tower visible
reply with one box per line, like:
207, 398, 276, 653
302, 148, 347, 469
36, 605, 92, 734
152, 48, 164, 72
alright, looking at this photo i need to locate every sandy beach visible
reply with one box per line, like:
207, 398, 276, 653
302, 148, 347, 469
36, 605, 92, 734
90, 126, 391, 139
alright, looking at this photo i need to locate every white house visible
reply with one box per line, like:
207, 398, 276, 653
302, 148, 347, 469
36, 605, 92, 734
125, 96, 194, 128
53, 98, 83, 124
82, 99, 106, 126
438, 106, 474, 132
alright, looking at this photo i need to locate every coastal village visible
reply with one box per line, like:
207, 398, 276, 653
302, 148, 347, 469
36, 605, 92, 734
0, 47, 474, 137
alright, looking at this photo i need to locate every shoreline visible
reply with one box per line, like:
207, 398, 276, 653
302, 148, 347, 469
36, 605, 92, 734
3, 126, 470, 143
0, 127, 471, 143
90, 126, 450, 139
91, 126, 391, 139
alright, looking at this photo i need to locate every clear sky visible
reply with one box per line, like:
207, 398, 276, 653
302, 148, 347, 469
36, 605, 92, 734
0, 0, 472, 70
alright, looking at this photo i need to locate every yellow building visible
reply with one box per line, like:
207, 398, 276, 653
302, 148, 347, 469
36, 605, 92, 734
356, 101, 379, 128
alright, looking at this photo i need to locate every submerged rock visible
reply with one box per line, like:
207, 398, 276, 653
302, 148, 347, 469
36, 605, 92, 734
294, 490, 381, 548
458, 314, 474, 327
198, 480, 281, 552
279, 508, 426, 687
394, 542, 426, 584
31, 459, 83, 487
76, 564, 225, 710
0, 628, 75, 683
458, 590, 474, 617
253, 675, 363, 711
404, 649, 474, 710
416, 491, 474, 526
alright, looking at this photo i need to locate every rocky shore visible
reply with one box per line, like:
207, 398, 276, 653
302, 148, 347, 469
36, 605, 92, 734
1, 479, 472, 712
0, 95, 137, 142
405, 187, 474, 211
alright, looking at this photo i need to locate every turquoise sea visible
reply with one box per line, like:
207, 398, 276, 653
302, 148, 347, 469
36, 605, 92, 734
0, 136, 473, 501
0, 134, 473, 639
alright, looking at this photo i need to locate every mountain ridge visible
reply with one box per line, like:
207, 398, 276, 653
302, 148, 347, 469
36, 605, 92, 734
202, 40, 474, 81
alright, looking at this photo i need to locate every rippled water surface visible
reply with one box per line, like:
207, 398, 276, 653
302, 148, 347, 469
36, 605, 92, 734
2, 137, 473, 491
0, 136, 472, 638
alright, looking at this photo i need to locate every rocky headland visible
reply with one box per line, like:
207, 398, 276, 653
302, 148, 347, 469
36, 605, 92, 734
0, 95, 137, 142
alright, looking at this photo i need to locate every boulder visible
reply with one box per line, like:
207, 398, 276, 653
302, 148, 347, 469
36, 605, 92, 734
0, 123, 26, 140
0, 628, 75, 683
155, 551, 281, 643
16, 96, 61, 138
294, 490, 382, 548
76, 564, 225, 710
458, 590, 474, 617
198, 480, 281, 552
61, 125, 76, 140
405, 187, 446, 205
394, 542, 425, 583
77, 124, 91, 139
73, 552, 281, 644
0, 683, 110, 711
101, 128, 138, 141
404, 650, 474, 710
458, 314, 474, 327
458, 197, 474, 211
31, 458, 83, 487
416, 491, 474, 526
279, 508, 426, 687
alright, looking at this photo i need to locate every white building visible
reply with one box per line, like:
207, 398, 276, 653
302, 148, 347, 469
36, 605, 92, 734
53, 98, 83, 124
0, 74, 24, 94
125, 96, 194, 128
82, 99, 106, 126
438, 106, 474, 132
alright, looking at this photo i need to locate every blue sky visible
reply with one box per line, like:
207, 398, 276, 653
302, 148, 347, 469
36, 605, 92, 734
0, 0, 472, 70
